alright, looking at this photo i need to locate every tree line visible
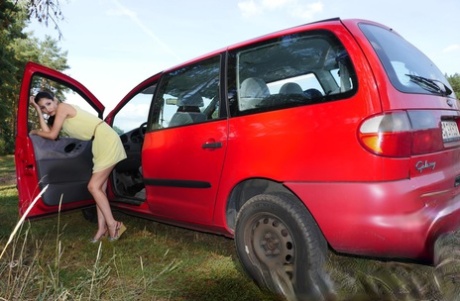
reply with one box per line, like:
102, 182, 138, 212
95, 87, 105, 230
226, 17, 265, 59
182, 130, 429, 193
0, 1, 459, 155
0, 0, 67, 155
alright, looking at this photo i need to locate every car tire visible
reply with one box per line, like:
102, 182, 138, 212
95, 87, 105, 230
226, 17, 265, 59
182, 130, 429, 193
234, 193, 335, 301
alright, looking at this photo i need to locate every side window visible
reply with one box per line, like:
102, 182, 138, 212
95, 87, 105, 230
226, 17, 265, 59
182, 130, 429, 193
149, 56, 221, 129
28, 75, 99, 137
112, 84, 155, 135
228, 30, 357, 115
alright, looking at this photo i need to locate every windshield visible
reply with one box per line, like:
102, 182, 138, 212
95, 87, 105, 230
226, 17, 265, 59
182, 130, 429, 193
359, 23, 454, 97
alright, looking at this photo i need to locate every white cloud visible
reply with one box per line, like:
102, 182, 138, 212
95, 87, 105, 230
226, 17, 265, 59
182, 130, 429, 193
443, 44, 460, 53
238, 0, 262, 18
238, 0, 323, 20
262, 0, 293, 10
289, 1, 323, 19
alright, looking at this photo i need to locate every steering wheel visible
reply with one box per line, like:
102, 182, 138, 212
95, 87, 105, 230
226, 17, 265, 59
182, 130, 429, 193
138, 122, 148, 139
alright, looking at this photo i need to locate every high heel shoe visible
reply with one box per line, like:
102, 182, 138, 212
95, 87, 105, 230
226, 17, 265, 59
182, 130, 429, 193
90, 228, 108, 243
109, 221, 127, 241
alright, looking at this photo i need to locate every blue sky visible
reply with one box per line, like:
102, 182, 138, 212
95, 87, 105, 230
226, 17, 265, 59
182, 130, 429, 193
28, 0, 460, 113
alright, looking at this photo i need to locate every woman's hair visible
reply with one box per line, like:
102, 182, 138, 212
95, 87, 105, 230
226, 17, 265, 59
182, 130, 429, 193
34, 91, 56, 126
34, 91, 54, 103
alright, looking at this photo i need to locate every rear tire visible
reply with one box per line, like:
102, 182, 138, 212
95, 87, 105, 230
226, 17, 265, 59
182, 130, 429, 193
234, 193, 335, 301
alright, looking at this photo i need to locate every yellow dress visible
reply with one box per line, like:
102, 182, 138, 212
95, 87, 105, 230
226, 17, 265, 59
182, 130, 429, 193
62, 105, 127, 173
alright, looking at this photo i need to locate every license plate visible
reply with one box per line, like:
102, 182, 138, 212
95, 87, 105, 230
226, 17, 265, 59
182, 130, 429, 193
442, 121, 460, 142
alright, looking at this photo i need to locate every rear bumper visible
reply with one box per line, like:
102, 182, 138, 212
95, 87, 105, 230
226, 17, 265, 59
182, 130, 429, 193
285, 177, 460, 262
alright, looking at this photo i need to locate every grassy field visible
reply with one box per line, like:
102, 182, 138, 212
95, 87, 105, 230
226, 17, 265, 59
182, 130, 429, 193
0, 155, 448, 300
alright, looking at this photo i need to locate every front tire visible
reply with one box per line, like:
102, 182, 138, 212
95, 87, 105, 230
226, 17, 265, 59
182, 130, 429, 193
234, 193, 334, 301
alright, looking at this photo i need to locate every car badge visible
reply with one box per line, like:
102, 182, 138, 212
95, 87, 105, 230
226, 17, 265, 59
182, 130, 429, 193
415, 160, 436, 173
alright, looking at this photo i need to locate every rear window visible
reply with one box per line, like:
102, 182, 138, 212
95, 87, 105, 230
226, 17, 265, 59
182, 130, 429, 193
227, 30, 358, 115
359, 23, 454, 97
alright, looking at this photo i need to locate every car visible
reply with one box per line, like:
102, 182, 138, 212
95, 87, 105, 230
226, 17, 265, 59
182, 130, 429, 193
15, 17, 460, 301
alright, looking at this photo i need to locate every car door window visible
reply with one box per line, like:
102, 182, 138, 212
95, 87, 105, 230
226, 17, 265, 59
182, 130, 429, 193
227, 30, 357, 115
112, 85, 155, 134
28, 75, 99, 135
149, 56, 221, 130
111, 84, 156, 199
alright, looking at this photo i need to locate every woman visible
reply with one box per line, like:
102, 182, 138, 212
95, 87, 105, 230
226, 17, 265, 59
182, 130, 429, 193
29, 91, 127, 242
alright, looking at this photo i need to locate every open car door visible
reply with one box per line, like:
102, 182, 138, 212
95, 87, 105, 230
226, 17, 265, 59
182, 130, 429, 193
15, 62, 105, 218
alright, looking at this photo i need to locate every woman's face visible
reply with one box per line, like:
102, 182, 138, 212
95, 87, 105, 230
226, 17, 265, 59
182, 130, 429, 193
36, 97, 58, 116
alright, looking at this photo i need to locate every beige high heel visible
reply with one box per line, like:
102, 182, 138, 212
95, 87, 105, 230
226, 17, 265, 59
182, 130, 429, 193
109, 222, 127, 241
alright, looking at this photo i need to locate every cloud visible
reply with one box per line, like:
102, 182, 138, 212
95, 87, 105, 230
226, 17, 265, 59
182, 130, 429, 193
262, 0, 293, 10
238, 0, 323, 20
443, 44, 460, 53
238, 0, 262, 18
289, 1, 323, 19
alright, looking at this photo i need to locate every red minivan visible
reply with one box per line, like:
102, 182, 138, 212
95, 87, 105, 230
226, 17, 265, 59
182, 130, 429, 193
15, 18, 460, 300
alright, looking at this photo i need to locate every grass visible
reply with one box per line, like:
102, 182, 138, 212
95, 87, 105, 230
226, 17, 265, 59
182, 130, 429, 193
0, 155, 282, 300
0, 155, 452, 300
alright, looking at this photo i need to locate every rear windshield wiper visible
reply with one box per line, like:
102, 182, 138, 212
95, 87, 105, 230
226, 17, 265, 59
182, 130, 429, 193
406, 74, 453, 96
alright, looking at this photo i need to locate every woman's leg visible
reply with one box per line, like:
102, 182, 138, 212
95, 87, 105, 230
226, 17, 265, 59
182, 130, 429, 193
88, 166, 124, 240
91, 205, 109, 241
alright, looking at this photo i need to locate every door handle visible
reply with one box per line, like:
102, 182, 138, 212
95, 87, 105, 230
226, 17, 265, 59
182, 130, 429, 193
202, 141, 222, 149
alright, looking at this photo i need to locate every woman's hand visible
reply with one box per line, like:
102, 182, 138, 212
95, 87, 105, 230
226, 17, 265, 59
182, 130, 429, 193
29, 96, 40, 111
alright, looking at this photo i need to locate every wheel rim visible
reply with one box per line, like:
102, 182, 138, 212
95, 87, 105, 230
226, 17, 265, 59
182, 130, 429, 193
247, 214, 296, 298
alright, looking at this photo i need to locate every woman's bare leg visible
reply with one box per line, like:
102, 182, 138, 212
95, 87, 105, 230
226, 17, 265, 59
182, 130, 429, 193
88, 166, 122, 240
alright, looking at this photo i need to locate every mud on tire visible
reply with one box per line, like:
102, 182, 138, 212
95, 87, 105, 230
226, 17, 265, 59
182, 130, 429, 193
234, 193, 335, 301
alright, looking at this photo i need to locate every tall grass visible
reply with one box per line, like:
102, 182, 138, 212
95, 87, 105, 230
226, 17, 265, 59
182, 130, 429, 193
0, 177, 281, 300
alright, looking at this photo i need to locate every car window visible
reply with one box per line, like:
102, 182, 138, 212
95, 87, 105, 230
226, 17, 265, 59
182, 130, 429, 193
149, 56, 221, 130
28, 75, 98, 137
227, 30, 357, 115
112, 84, 155, 134
359, 23, 453, 96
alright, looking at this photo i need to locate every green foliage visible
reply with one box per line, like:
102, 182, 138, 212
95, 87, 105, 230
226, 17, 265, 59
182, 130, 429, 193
0, 2, 24, 156
447, 73, 460, 98
0, 1, 68, 155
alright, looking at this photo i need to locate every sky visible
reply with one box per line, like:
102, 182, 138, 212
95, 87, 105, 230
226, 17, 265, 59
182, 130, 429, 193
27, 0, 460, 114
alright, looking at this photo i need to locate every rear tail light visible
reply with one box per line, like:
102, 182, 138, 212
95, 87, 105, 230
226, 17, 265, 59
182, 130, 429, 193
358, 111, 445, 157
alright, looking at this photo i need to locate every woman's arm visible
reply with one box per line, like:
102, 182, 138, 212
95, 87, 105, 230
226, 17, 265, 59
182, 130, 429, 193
30, 102, 74, 140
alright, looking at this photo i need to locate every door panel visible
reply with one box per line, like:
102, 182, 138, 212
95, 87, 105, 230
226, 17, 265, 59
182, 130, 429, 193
30, 135, 93, 205
142, 120, 228, 224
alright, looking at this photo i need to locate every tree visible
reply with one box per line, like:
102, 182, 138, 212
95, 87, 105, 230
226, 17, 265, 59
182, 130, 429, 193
446, 73, 460, 98
17, 0, 65, 39
0, 1, 26, 154
0, 0, 68, 154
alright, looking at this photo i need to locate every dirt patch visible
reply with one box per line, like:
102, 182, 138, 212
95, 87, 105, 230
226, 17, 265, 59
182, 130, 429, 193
0, 173, 16, 186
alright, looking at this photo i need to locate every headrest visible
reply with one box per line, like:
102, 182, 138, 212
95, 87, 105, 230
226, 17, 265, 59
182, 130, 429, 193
177, 92, 204, 107
240, 77, 270, 98
304, 88, 323, 99
279, 82, 303, 94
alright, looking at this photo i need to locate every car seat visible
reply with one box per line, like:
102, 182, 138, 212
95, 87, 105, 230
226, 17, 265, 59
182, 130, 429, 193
304, 88, 323, 99
279, 82, 303, 94
239, 77, 270, 110
169, 92, 206, 126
